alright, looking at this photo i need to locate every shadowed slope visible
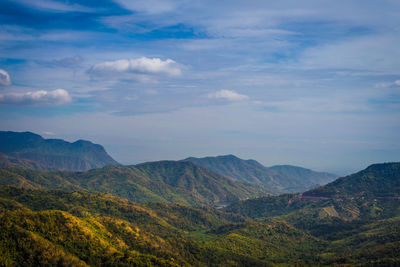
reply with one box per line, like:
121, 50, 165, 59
0, 131, 119, 171
184, 154, 336, 193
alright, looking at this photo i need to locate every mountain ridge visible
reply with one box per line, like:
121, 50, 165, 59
0, 160, 266, 206
224, 162, 400, 221
0, 160, 399, 265
0, 131, 119, 171
184, 154, 337, 193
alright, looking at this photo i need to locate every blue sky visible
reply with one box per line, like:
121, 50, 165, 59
0, 0, 399, 174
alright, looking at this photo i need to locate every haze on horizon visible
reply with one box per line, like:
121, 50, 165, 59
0, 0, 399, 175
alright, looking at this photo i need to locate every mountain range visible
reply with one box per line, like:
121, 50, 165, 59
0, 131, 119, 171
0, 131, 399, 266
225, 162, 400, 220
0, 160, 266, 206
184, 154, 337, 193
0, 162, 399, 266
223, 162, 400, 265
1, 131, 337, 195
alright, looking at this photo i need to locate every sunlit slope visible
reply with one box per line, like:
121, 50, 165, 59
0, 161, 265, 206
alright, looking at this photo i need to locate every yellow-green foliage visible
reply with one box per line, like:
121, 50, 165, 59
0, 160, 264, 207
205, 220, 323, 265
1, 181, 399, 266
0, 209, 181, 267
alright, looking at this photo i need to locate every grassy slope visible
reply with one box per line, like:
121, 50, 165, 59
0, 162, 264, 206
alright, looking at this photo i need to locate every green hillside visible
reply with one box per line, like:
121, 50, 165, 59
304, 162, 400, 198
223, 162, 400, 265
184, 155, 336, 193
0, 161, 265, 206
0, 163, 399, 266
0, 186, 324, 266
225, 163, 400, 219
0, 153, 52, 170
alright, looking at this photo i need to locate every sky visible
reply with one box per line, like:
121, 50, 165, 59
0, 0, 399, 175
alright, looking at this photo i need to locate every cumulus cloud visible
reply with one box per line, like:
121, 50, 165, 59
208, 90, 249, 101
90, 57, 182, 77
0, 69, 11, 86
0, 89, 72, 105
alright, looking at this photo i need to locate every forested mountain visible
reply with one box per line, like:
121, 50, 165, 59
268, 165, 336, 192
304, 162, 400, 198
184, 154, 337, 193
0, 131, 336, 194
0, 153, 51, 170
223, 162, 400, 265
0, 161, 265, 206
225, 163, 400, 220
0, 186, 322, 266
0, 131, 119, 171
0, 137, 399, 267
0, 163, 399, 266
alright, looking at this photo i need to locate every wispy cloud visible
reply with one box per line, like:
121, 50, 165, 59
208, 90, 249, 101
0, 69, 11, 86
114, 0, 183, 14
12, 0, 93, 12
51, 55, 84, 67
1, 0, 399, 172
376, 80, 400, 88
0, 89, 72, 105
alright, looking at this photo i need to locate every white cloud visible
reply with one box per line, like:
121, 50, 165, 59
0, 89, 72, 105
0, 69, 11, 86
90, 57, 182, 77
376, 80, 400, 88
208, 90, 249, 101
13, 0, 92, 12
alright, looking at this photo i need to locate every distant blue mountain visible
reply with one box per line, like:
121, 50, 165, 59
0, 131, 119, 171
184, 154, 337, 193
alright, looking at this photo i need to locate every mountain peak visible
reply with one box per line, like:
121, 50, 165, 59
217, 154, 239, 159
364, 162, 400, 171
0, 131, 119, 171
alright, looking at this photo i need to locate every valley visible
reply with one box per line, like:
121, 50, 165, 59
0, 132, 399, 266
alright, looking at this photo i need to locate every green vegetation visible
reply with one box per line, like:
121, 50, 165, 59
0, 161, 265, 206
184, 154, 336, 194
0, 153, 51, 170
0, 186, 320, 266
224, 162, 400, 265
0, 162, 399, 266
